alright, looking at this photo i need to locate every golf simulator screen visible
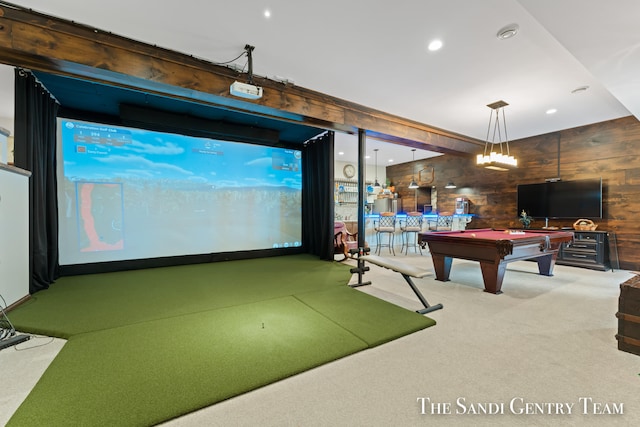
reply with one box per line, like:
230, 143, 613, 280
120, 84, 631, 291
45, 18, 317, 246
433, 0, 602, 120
57, 118, 303, 265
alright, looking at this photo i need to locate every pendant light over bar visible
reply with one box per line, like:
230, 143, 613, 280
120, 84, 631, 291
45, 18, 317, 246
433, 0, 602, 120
408, 149, 419, 189
373, 148, 381, 188
477, 100, 518, 171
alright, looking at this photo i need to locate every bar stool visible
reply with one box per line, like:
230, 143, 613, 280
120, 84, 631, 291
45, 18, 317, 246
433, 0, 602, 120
400, 211, 423, 255
374, 212, 397, 255
428, 211, 454, 231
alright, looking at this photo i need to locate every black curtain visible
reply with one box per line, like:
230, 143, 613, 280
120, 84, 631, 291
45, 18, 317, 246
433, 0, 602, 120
302, 131, 334, 260
13, 69, 60, 294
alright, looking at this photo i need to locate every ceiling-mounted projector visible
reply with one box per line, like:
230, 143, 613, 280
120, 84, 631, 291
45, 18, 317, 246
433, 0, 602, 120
230, 81, 263, 100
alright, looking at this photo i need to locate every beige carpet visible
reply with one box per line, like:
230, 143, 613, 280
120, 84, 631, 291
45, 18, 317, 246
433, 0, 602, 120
2, 253, 638, 427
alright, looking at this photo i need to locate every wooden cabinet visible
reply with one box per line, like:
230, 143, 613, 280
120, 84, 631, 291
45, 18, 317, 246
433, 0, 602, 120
557, 230, 609, 271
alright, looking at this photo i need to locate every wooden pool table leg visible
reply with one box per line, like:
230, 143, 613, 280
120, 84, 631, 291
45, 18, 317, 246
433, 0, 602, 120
535, 253, 557, 276
431, 254, 452, 281
479, 261, 506, 294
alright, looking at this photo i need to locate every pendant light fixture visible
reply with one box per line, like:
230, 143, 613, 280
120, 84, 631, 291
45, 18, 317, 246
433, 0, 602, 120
408, 149, 419, 189
476, 100, 518, 171
373, 148, 381, 187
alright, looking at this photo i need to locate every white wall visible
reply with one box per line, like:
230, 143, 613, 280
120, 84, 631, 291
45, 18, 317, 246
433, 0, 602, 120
334, 159, 385, 184
0, 164, 30, 307
0, 133, 6, 165
0, 64, 14, 137
0, 64, 15, 164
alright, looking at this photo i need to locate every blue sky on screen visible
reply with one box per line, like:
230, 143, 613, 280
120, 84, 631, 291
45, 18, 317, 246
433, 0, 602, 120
60, 119, 302, 189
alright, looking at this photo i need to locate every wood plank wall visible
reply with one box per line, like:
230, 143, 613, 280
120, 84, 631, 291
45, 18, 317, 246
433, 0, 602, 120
387, 116, 640, 271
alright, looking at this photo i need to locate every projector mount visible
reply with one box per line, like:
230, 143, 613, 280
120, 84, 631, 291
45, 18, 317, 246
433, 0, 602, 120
244, 44, 255, 85
229, 44, 263, 100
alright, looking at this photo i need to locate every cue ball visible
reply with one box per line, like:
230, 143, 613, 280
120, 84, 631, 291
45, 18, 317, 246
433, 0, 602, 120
471, 233, 476, 237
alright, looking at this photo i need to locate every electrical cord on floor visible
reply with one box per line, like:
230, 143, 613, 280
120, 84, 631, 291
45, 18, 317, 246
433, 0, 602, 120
10, 334, 56, 351
0, 293, 17, 341
0, 293, 57, 351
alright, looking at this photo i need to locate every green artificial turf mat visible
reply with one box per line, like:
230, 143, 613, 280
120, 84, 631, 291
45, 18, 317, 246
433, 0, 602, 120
9, 254, 353, 337
7, 255, 437, 426
296, 286, 436, 347
8, 297, 369, 426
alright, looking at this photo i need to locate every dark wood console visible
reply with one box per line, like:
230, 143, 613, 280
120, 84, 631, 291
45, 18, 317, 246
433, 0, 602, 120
557, 230, 610, 271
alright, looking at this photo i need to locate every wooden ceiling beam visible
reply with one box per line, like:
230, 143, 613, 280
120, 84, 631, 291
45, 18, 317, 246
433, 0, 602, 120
0, 5, 483, 154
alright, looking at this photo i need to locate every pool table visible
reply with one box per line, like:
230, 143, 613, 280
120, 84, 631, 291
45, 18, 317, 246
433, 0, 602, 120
419, 228, 574, 294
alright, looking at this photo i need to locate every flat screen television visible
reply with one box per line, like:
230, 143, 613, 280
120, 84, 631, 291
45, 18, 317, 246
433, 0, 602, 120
517, 178, 603, 219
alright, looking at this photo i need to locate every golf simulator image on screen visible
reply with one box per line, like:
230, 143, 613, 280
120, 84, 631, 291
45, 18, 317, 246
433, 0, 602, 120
57, 118, 303, 265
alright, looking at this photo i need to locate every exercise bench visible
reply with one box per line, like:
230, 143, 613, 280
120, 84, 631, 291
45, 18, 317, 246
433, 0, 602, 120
358, 255, 443, 314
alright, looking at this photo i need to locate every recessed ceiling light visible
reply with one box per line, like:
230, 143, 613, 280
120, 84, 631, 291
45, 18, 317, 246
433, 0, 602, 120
571, 85, 589, 94
497, 24, 519, 40
428, 39, 443, 51
388, 159, 394, 163
546, 108, 557, 115
264, 9, 271, 18
338, 151, 344, 156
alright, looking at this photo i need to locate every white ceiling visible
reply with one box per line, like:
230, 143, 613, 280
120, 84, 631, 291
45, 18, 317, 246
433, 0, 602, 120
1, 0, 638, 166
